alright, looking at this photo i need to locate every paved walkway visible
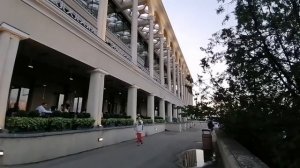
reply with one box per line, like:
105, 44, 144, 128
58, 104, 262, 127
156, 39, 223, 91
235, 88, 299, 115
8, 123, 221, 168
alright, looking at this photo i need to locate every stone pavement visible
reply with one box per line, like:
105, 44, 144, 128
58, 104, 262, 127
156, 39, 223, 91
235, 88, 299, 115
7, 123, 220, 168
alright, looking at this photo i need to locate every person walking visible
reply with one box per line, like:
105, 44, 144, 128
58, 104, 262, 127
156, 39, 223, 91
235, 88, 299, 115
135, 117, 144, 146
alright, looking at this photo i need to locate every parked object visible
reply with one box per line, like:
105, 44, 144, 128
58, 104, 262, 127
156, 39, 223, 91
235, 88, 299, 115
202, 129, 212, 150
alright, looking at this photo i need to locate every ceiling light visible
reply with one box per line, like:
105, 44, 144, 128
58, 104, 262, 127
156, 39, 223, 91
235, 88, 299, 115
28, 58, 34, 69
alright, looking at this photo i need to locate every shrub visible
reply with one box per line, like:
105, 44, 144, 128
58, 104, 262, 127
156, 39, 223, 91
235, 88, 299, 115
103, 113, 130, 119
77, 113, 90, 118
14, 110, 28, 117
28, 110, 40, 117
101, 118, 133, 127
72, 118, 95, 129
141, 116, 151, 119
154, 119, 165, 123
154, 116, 163, 119
5, 117, 47, 133
143, 119, 153, 124
48, 117, 72, 131
5, 117, 95, 133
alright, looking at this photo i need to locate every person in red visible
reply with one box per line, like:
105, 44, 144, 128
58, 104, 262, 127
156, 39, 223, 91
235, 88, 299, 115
135, 117, 144, 145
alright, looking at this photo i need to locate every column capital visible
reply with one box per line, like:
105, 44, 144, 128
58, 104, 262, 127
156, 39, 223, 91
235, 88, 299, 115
130, 84, 139, 89
92, 68, 108, 75
148, 93, 155, 96
0, 22, 29, 39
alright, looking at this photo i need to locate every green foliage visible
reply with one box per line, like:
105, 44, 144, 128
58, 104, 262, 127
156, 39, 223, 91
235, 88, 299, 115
154, 119, 165, 123
5, 117, 48, 132
102, 113, 131, 119
142, 119, 153, 124
5, 117, 95, 133
101, 118, 134, 127
72, 118, 95, 129
180, 103, 215, 119
197, 0, 300, 167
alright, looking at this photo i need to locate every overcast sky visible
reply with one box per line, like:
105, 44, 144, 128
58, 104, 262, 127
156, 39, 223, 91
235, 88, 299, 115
162, 0, 234, 92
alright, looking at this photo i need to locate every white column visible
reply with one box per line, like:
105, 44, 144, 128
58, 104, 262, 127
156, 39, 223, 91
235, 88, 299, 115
127, 85, 138, 123
167, 102, 172, 122
177, 62, 180, 97
173, 105, 177, 119
159, 34, 164, 85
87, 69, 106, 126
0, 23, 29, 129
148, 15, 154, 78
172, 55, 176, 93
181, 71, 186, 102
178, 108, 182, 121
130, 0, 138, 64
159, 98, 165, 120
96, 0, 108, 40
167, 48, 171, 90
147, 93, 154, 123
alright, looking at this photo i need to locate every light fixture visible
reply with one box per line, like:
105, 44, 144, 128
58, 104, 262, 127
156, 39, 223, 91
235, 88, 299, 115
98, 138, 103, 142
69, 69, 74, 81
0, 150, 4, 156
28, 58, 33, 69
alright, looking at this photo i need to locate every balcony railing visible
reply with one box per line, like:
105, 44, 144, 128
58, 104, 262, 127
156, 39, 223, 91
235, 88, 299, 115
48, 0, 97, 35
137, 57, 150, 75
48, 0, 164, 84
154, 71, 161, 83
106, 30, 132, 62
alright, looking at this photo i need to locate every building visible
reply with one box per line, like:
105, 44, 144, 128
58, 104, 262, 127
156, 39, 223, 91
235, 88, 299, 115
0, 0, 194, 165
0, 0, 193, 128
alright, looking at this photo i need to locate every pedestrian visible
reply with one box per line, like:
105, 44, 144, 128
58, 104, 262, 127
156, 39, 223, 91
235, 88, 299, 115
135, 117, 144, 145
207, 119, 214, 131
35, 102, 52, 116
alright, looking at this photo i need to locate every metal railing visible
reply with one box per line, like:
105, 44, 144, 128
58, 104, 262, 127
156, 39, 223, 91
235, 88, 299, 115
49, 0, 97, 35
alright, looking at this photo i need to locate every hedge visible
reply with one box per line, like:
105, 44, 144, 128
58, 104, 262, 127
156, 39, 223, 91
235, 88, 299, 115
5, 117, 95, 133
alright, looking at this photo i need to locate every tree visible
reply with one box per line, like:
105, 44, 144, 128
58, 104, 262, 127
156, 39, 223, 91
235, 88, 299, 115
199, 0, 300, 167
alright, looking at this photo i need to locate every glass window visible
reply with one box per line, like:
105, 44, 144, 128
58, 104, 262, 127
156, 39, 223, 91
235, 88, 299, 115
9, 88, 19, 109
19, 88, 29, 111
58, 94, 65, 109
73, 97, 83, 113
8, 87, 30, 111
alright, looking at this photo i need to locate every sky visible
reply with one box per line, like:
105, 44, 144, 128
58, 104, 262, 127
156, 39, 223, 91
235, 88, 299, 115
162, 0, 234, 94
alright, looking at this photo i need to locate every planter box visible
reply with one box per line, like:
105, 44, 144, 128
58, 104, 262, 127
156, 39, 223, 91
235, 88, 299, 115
0, 124, 165, 166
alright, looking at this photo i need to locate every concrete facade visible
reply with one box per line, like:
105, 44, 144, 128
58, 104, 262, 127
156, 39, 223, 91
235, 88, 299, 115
0, 0, 194, 128
0, 0, 195, 165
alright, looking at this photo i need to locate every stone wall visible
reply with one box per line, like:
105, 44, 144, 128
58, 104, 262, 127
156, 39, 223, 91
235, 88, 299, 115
215, 130, 269, 168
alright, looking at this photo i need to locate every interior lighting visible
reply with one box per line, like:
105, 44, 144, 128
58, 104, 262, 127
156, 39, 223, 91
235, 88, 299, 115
0, 150, 3, 156
28, 58, 34, 69
98, 138, 103, 142
69, 69, 74, 81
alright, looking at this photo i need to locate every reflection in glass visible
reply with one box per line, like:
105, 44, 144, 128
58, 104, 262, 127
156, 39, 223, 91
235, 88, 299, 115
76, 0, 99, 17
58, 94, 65, 109
73, 97, 83, 113
19, 88, 29, 110
8, 88, 30, 111
9, 88, 19, 109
